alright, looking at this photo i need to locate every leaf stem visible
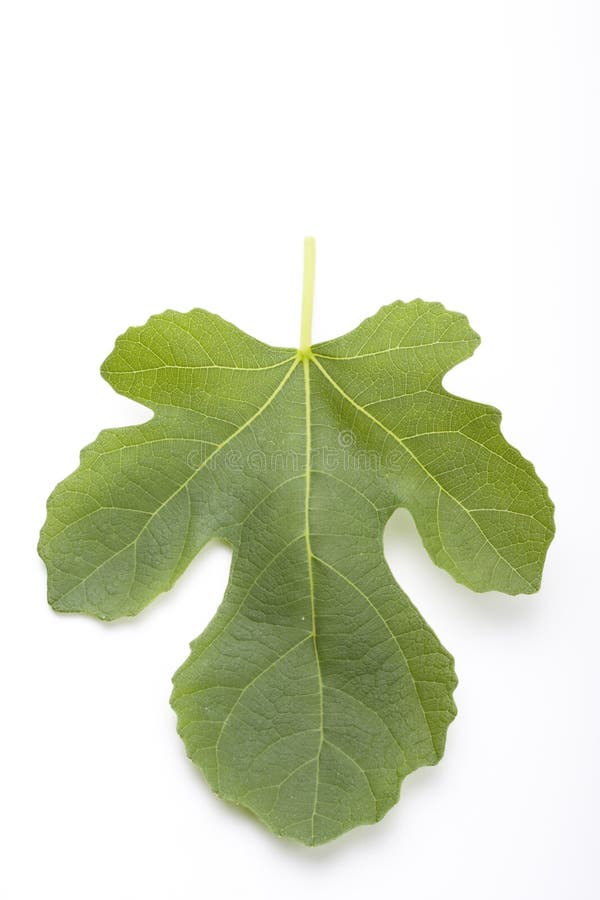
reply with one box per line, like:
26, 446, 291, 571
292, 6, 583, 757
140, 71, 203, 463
299, 237, 316, 356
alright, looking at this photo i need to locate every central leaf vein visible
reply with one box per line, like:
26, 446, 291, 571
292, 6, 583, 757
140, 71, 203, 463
303, 356, 324, 840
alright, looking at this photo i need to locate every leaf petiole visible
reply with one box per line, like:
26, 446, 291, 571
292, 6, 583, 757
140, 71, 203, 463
299, 236, 316, 357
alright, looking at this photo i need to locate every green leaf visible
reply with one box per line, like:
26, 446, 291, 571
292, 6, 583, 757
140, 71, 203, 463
39, 240, 554, 845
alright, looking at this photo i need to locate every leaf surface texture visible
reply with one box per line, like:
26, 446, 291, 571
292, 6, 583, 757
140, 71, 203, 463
39, 300, 554, 844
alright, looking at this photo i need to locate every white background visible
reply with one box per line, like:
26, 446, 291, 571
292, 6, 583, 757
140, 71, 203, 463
1, 2, 598, 898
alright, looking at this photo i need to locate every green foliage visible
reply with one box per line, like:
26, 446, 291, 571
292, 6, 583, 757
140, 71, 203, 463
39, 291, 554, 845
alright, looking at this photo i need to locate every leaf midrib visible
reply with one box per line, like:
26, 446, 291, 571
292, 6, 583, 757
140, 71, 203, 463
302, 356, 325, 841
